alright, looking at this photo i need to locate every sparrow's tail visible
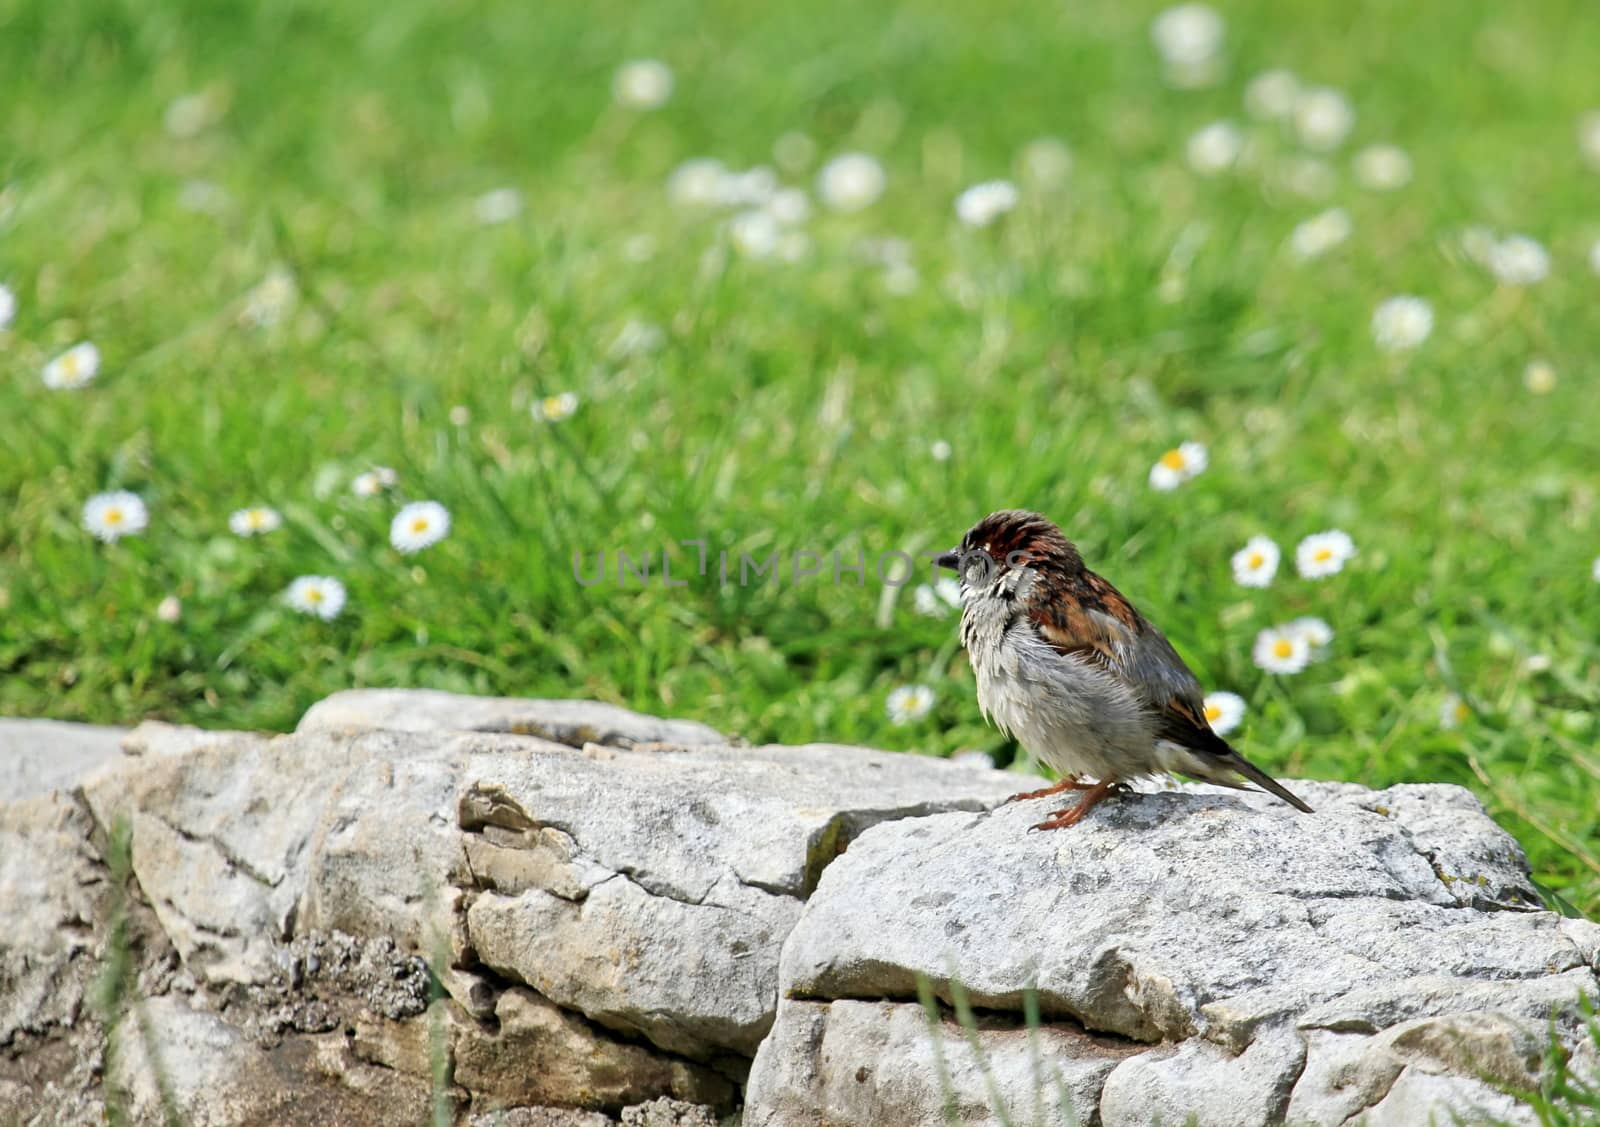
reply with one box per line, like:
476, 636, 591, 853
1224, 751, 1314, 813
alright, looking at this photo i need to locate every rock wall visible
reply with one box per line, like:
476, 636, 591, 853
2, 690, 1596, 1125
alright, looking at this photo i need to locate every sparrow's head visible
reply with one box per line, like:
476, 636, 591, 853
935, 509, 1083, 596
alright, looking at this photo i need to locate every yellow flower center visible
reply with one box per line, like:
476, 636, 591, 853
1272, 639, 1294, 659
1313, 546, 1333, 562
307, 588, 324, 604
1247, 552, 1264, 569
249, 511, 265, 528
62, 354, 80, 376
1159, 449, 1186, 470
411, 517, 430, 533
105, 508, 123, 525
1203, 703, 1222, 722
1454, 701, 1471, 722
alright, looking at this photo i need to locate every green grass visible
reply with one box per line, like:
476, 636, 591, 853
2, 0, 1598, 912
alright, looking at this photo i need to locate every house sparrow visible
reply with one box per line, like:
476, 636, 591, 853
936, 509, 1313, 830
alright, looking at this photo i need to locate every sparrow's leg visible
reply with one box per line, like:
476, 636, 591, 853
1001, 775, 1094, 805
1030, 777, 1120, 831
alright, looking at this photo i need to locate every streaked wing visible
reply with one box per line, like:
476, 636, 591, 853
1029, 568, 1214, 742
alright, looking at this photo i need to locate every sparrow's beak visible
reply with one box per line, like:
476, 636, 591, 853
935, 548, 962, 571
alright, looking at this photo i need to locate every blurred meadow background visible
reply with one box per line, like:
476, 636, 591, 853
2, 0, 1598, 911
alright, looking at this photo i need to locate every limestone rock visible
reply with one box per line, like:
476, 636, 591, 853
1097, 1023, 1305, 1126
620, 1097, 722, 1125
110, 994, 434, 1126
744, 998, 1137, 1126
451, 986, 734, 1111
3, 692, 1591, 1126
0, 718, 125, 801
1286, 1013, 1543, 1125
297, 687, 727, 748
0, 791, 109, 1045
754, 779, 1594, 1125
6, 690, 1025, 1121
777, 782, 1582, 1043
454, 737, 1025, 1057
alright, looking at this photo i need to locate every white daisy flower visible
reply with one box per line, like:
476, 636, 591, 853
766, 187, 811, 226
1486, 235, 1549, 286
667, 159, 727, 207
622, 235, 657, 262
934, 576, 963, 608
1288, 208, 1352, 260
177, 179, 228, 214
390, 500, 451, 554
612, 60, 673, 110
240, 269, 296, 328
1148, 441, 1208, 491
351, 466, 398, 497
1523, 359, 1556, 395
1287, 616, 1334, 657
857, 236, 912, 267
228, 506, 282, 537
1244, 69, 1299, 119
286, 575, 346, 621
1371, 296, 1433, 352
1592, 556, 1600, 584
1151, 4, 1224, 83
1580, 111, 1600, 170
714, 167, 778, 207
1293, 87, 1354, 151
1253, 626, 1311, 675
954, 180, 1019, 227
1278, 156, 1336, 199
156, 595, 182, 623
1524, 653, 1552, 674
82, 491, 148, 543
729, 209, 781, 258
930, 439, 953, 462
42, 342, 101, 390
1353, 145, 1412, 190
817, 153, 885, 213
163, 91, 220, 139
1230, 535, 1281, 588
0, 283, 14, 330
1295, 530, 1356, 579
1438, 693, 1471, 730
912, 585, 948, 618
1202, 691, 1246, 735
887, 684, 935, 726
474, 188, 522, 225
1186, 121, 1243, 175
773, 132, 817, 172
535, 391, 579, 422
1019, 137, 1073, 188
883, 263, 920, 296
609, 319, 665, 360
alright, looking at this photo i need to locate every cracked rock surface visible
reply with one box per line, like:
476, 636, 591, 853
0, 696, 1022, 1124
746, 779, 1600, 1125
2, 700, 1596, 1125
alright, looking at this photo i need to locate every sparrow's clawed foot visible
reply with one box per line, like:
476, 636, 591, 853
1027, 777, 1122, 831
1001, 775, 1094, 805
